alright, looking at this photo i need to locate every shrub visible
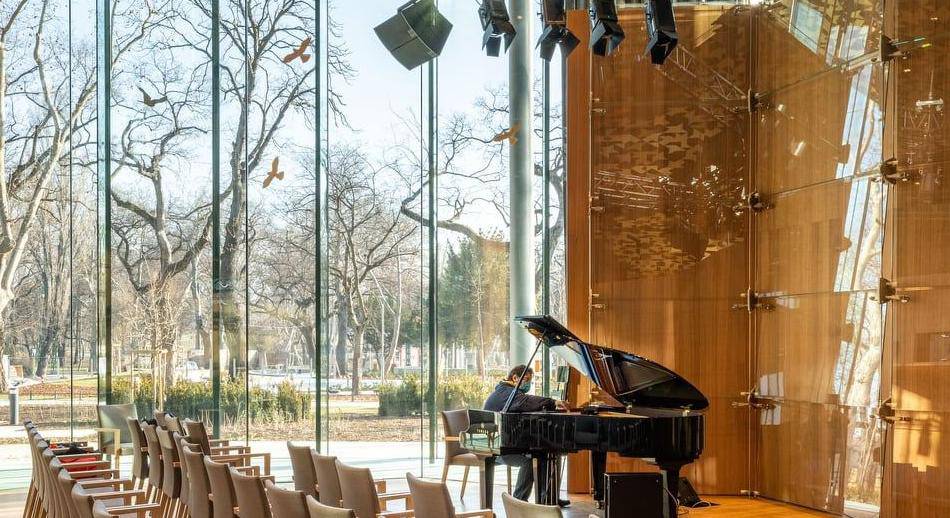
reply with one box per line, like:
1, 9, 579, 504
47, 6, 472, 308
377, 373, 494, 417
110, 375, 311, 424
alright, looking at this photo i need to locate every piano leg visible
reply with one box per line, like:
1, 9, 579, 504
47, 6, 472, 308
479, 455, 496, 510
532, 452, 561, 505
656, 460, 686, 518
591, 450, 607, 504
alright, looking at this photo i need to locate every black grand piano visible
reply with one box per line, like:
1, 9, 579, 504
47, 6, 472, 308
459, 315, 707, 516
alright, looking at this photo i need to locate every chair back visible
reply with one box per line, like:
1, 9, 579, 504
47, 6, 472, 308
57, 468, 83, 518
266, 482, 309, 518
287, 442, 318, 496
172, 431, 191, 507
182, 440, 213, 518
501, 492, 563, 518
153, 410, 168, 427
97, 403, 136, 450
406, 473, 455, 518
166, 415, 183, 433
336, 461, 380, 518
305, 495, 356, 518
205, 457, 239, 518
157, 428, 182, 498
142, 423, 165, 489
184, 419, 214, 454
126, 416, 149, 479
229, 466, 272, 518
440, 409, 470, 459
311, 453, 343, 507
70, 484, 97, 518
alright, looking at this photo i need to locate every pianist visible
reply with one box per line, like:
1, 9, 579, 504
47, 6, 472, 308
483, 365, 568, 506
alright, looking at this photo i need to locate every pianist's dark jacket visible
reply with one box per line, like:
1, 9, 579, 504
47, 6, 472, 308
484, 382, 557, 413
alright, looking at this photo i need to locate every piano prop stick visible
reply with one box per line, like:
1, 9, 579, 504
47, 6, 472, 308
460, 315, 709, 516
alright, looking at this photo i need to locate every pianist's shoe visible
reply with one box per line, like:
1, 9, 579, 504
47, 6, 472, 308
558, 498, 571, 508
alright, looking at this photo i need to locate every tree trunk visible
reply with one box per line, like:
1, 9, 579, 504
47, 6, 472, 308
351, 327, 364, 400
335, 295, 349, 376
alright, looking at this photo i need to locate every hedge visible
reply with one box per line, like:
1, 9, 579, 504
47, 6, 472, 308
377, 373, 494, 417
111, 376, 312, 424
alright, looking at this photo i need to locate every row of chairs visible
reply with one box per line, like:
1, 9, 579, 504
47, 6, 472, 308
286, 442, 562, 518
28, 409, 561, 518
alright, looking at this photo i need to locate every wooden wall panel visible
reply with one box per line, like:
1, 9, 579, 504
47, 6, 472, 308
567, 4, 753, 496
882, 3, 950, 515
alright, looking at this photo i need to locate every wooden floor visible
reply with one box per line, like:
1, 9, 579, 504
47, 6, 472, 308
558, 496, 833, 517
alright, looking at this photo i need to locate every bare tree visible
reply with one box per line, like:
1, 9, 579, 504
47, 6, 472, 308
327, 146, 416, 398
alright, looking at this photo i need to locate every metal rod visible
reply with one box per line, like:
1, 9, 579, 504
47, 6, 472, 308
210, 0, 222, 438
95, 0, 113, 406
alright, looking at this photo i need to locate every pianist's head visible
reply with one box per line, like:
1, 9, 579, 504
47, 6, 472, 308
505, 365, 534, 392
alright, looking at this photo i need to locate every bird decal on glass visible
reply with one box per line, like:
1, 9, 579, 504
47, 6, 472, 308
263, 157, 285, 188
491, 122, 521, 145
137, 86, 167, 107
282, 37, 312, 64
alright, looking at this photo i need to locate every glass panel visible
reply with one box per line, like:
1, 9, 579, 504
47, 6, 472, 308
105, 0, 214, 429
326, 1, 425, 482
753, 0, 885, 512
433, 0, 515, 482
588, 5, 752, 495
885, 2, 950, 513
235, 0, 320, 481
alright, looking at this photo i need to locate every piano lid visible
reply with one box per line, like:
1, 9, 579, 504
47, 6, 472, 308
515, 315, 709, 412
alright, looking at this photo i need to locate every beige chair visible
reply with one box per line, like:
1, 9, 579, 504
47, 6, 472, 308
205, 457, 239, 518
440, 409, 510, 498
305, 495, 355, 518
181, 440, 213, 518
126, 417, 150, 489
265, 482, 309, 518
97, 404, 138, 468
501, 493, 562, 518
287, 442, 318, 496
336, 461, 412, 518
71, 482, 161, 518
311, 454, 386, 508
229, 467, 272, 518
184, 420, 270, 474
405, 473, 492, 518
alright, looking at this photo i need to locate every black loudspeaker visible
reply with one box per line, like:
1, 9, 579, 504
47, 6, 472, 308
590, 0, 625, 56
374, 0, 453, 70
604, 473, 665, 518
645, 0, 678, 64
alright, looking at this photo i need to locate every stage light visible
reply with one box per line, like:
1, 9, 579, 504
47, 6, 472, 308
478, 0, 516, 57
375, 0, 453, 70
589, 0, 625, 57
644, 0, 678, 64
536, 0, 581, 61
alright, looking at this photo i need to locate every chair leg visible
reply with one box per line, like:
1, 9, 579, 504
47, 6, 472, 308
507, 466, 512, 494
441, 461, 450, 483
461, 466, 469, 498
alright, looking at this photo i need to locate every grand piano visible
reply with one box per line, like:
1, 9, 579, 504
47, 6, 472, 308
459, 315, 708, 516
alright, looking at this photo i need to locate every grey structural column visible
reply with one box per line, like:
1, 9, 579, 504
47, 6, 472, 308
509, 0, 535, 365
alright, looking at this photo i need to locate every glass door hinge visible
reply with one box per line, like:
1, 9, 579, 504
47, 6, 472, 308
732, 389, 778, 410
732, 190, 771, 216
871, 278, 910, 305
590, 292, 606, 311
876, 398, 913, 424
739, 489, 761, 497
871, 158, 913, 185
731, 288, 773, 313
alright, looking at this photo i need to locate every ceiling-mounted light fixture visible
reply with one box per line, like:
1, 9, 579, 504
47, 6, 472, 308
644, 0, 678, 64
479, 0, 517, 57
589, 0, 625, 57
537, 0, 581, 61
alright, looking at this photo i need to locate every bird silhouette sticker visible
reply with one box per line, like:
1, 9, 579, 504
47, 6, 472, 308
263, 157, 285, 188
491, 122, 521, 145
283, 37, 312, 64
137, 86, 167, 107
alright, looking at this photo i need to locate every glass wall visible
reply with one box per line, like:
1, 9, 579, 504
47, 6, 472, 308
2, 0, 563, 488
